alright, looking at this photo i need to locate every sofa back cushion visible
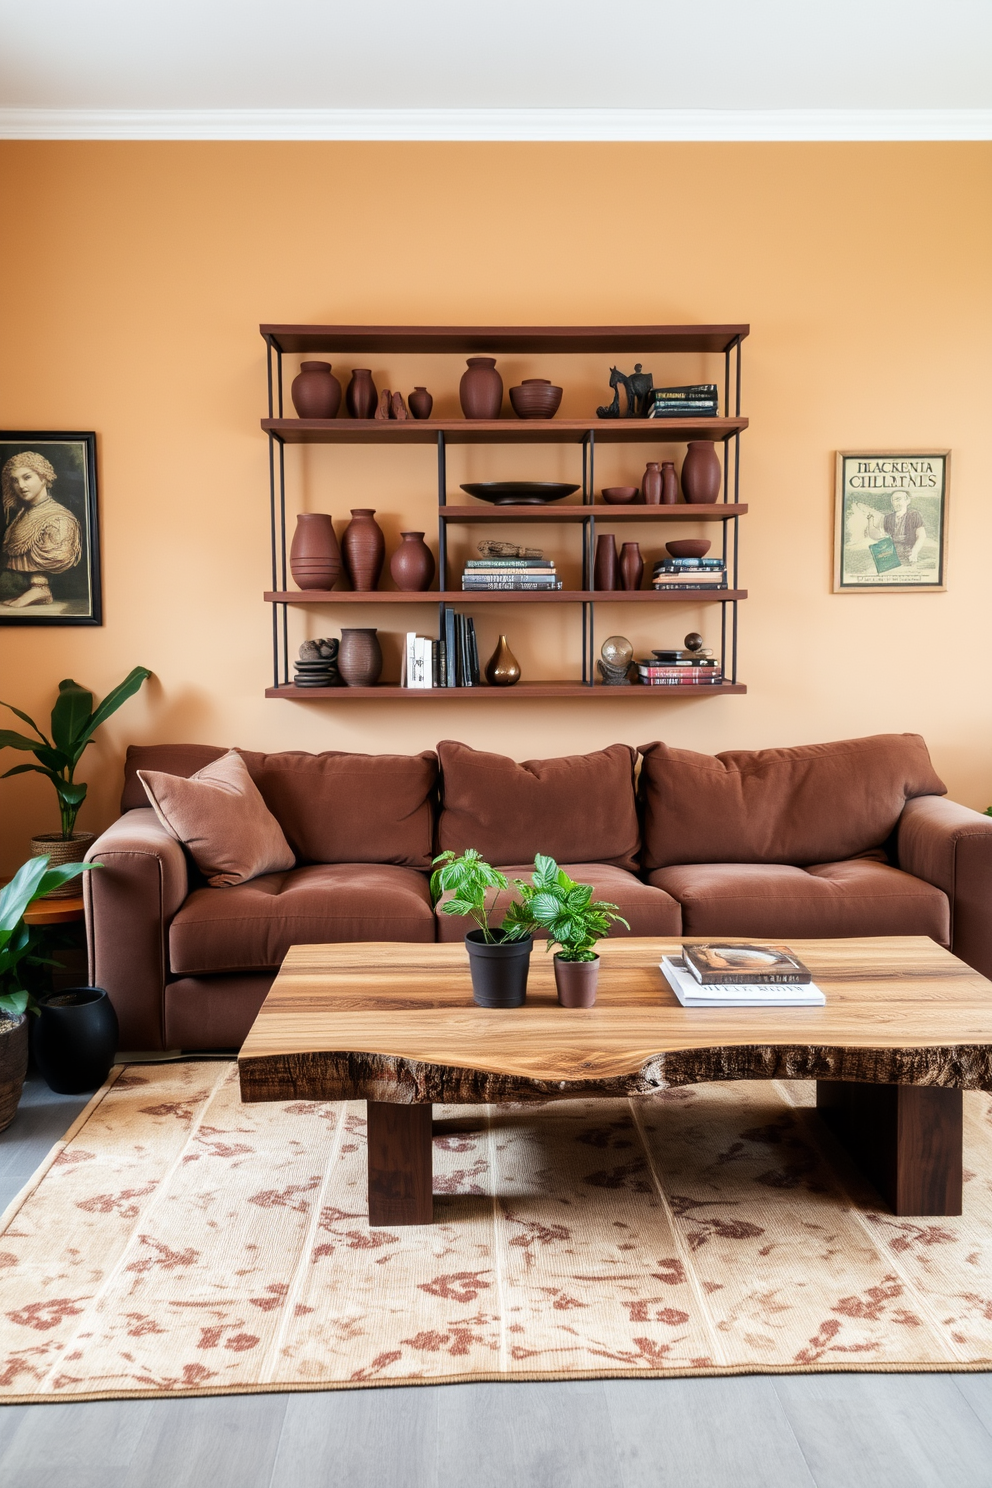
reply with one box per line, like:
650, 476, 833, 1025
122, 745, 437, 868
436, 739, 640, 871
638, 733, 946, 870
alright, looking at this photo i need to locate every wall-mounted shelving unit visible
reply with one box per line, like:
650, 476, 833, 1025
262, 323, 749, 700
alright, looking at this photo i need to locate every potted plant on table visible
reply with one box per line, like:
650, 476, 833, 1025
431, 849, 535, 1008
512, 855, 629, 1007
0, 667, 151, 897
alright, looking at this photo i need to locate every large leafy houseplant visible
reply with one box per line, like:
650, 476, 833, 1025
431, 849, 535, 1008
0, 855, 96, 1018
0, 668, 150, 839
511, 855, 629, 1007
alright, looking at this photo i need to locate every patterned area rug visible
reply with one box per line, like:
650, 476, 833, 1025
1, 1062, 991, 1401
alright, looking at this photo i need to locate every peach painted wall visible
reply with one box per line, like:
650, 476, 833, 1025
1, 141, 990, 873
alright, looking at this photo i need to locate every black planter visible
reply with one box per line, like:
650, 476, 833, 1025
33, 986, 119, 1095
464, 931, 533, 1008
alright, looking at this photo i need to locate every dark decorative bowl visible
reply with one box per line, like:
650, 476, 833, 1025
460, 482, 579, 506
601, 486, 639, 505
509, 380, 563, 419
666, 539, 712, 559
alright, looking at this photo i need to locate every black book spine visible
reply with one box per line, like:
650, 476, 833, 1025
467, 619, 481, 685
444, 608, 457, 688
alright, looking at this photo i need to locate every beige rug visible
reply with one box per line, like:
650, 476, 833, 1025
1, 1062, 991, 1402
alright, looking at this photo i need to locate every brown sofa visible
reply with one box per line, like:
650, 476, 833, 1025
83, 732, 992, 1052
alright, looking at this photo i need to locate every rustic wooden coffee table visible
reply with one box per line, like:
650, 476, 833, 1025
238, 935, 992, 1226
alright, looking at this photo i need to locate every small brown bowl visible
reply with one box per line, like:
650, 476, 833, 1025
509, 379, 563, 419
665, 539, 711, 558
601, 486, 639, 504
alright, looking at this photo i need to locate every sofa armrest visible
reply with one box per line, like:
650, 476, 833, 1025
897, 796, 992, 980
84, 808, 188, 1050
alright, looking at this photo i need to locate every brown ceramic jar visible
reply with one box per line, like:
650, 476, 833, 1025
390, 531, 435, 592
291, 361, 341, 420
619, 542, 644, 591
554, 955, 599, 1007
341, 509, 385, 591
459, 357, 503, 419
337, 628, 383, 687
681, 442, 722, 504
661, 460, 679, 505
641, 462, 662, 505
594, 533, 620, 591
408, 387, 433, 419
484, 635, 521, 686
289, 513, 342, 590
346, 369, 378, 419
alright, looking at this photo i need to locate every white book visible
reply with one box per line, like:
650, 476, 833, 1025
660, 956, 825, 1007
404, 632, 417, 688
413, 636, 425, 688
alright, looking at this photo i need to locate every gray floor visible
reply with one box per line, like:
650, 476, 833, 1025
2, 1077, 992, 1488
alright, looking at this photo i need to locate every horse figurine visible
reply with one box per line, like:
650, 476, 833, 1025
596, 363, 655, 419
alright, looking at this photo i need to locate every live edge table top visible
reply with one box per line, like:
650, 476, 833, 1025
237, 936, 992, 1106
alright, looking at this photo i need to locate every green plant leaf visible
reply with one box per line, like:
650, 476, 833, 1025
0, 857, 51, 932
566, 884, 594, 910
527, 892, 562, 923
0, 729, 43, 752
0, 990, 28, 1017
531, 854, 559, 890
51, 681, 94, 756
0, 763, 50, 781
72, 667, 151, 747
0, 701, 49, 744
36, 860, 94, 898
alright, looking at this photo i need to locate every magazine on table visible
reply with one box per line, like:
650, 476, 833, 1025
682, 942, 812, 985
660, 955, 825, 1007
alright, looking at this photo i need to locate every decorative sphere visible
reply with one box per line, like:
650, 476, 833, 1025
684, 632, 704, 653
601, 635, 633, 667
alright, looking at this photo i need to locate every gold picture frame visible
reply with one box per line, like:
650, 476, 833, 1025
834, 450, 949, 593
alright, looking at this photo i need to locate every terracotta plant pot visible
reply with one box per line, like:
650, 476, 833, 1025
341, 509, 385, 591
642, 462, 662, 504
30, 832, 95, 899
554, 955, 599, 1008
619, 542, 644, 591
661, 461, 679, 505
681, 442, 722, 504
508, 380, 563, 419
408, 387, 433, 419
290, 513, 342, 590
484, 635, 521, 686
346, 369, 378, 419
337, 628, 383, 687
390, 531, 435, 592
291, 361, 341, 420
594, 533, 620, 591
0, 1015, 28, 1133
33, 987, 119, 1095
459, 357, 503, 419
465, 931, 532, 1008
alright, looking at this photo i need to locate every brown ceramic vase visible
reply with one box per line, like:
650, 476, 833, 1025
341, 509, 385, 591
661, 461, 679, 505
641, 462, 662, 504
681, 442, 722, 504
619, 542, 644, 591
408, 387, 433, 419
290, 513, 342, 590
459, 357, 503, 419
594, 533, 620, 591
484, 635, 521, 686
291, 361, 341, 420
390, 531, 435, 592
554, 955, 599, 1008
337, 628, 383, 687
346, 369, 378, 419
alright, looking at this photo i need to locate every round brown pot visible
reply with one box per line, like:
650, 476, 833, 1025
681, 442, 722, 504
484, 635, 521, 686
641, 462, 662, 504
594, 533, 619, 591
661, 461, 679, 504
619, 542, 644, 591
30, 832, 95, 899
341, 509, 385, 591
291, 361, 341, 420
346, 369, 378, 419
337, 629, 383, 687
459, 357, 503, 419
554, 955, 599, 1008
408, 387, 433, 419
390, 532, 435, 592
290, 513, 342, 590
508, 379, 563, 419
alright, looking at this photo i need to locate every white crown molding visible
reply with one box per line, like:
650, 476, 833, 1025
0, 107, 991, 142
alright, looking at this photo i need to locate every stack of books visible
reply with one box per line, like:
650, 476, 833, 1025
637, 650, 723, 686
652, 558, 727, 590
403, 615, 482, 688
647, 383, 720, 419
661, 943, 825, 1007
461, 558, 561, 591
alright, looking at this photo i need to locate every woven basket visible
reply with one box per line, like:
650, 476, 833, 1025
30, 832, 95, 899
0, 1016, 28, 1133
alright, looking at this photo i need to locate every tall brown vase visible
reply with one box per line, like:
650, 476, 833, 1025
346, 369, 378, 419
484, 634, 521, 686
619, 542, 644, 591
337, 628, 383, 687
661, 461, 679, 505
681, 442, 722, 504
291, 361, 341, 420
594, 533, 620, 591
642, 462, 662, 505
390, 531, 435, 591
341, 509, 385, 591
290, 513, 342, 590
459, 357, 503, 419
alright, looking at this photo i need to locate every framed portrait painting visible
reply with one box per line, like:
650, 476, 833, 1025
0, 432, 102, 625
834, 450, 949, 593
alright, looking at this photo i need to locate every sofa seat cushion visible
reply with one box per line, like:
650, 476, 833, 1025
646, 858, 950, 943
435, 863, 681, 943
170, 863, 434, 974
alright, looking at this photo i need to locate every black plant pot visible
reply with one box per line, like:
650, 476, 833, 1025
464, 931, 533, 1008
33, 986, 119, 1095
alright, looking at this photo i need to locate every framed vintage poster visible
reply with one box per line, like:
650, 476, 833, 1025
834, 450, 949, 593
0, 432, 102, 625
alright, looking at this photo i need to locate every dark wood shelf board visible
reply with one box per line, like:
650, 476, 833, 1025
262, 417, 747, 446
437, 502, 748, 523
266, 589, 746, 605
266, 682, 746, 700
261, 324, 749, 356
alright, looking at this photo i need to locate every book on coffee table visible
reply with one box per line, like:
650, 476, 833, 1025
661, 956, 825, 1007
683, 942, 812, 985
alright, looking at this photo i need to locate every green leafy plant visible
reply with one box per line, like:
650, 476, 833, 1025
510, 855, 630, 962
0, 856, 97, 1018
430, 849, 534, 944
0, 668, 151, 839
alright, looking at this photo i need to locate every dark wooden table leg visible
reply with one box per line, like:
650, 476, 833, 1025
816, 1080, 963, 1216
366, 1101, 433, 1226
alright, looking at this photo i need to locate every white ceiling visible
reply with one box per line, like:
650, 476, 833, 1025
1, 0, 990, 136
